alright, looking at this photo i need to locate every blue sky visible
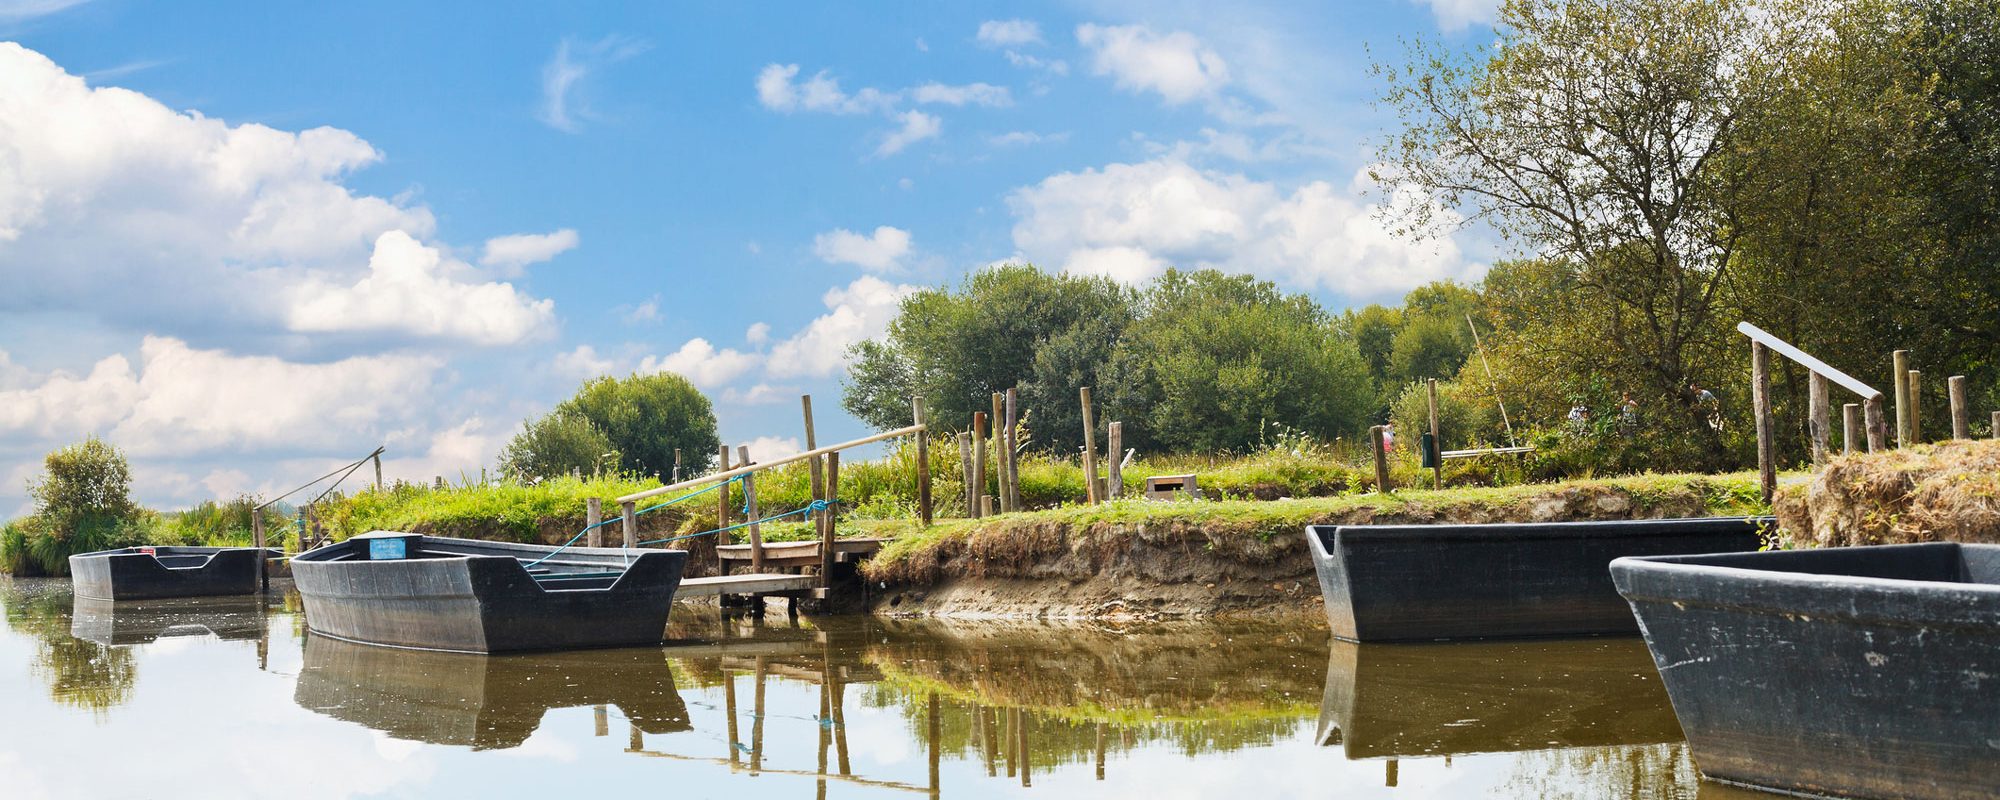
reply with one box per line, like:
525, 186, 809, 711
0, 0, 1500, 513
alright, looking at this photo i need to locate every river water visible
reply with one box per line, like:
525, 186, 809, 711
0, 578, 1770, 799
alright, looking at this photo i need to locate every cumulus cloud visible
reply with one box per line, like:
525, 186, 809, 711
551, 344, 618, 380
1075, 24, 1230, 105
287, 231, 557, 346
745, 322, 771, 345
767, 277, 919, 378
1007, 157, 1478, 297
876, 110, 941, 157
736, 435, 802, 464
1415, 0, 1501, 32
976, 19, 1043, 47
539, 35, 648, 133
989, 130, 1068, 147
0, 337, 440, 456
0, 0, 88, 20
907, 82, 1011, 108
813, 226, 912, 271
479, 228, 578, 273
638, 338, 761, 389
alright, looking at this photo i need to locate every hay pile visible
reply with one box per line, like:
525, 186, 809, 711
1776, 438, 2000, 547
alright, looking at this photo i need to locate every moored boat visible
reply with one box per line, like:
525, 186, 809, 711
1613, 543, 2000, 800
290, 531, 687, 654
1306, 517, 1767, 641
68, 546, 277, 601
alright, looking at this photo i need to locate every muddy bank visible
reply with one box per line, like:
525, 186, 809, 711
864, 474, 1765, 619
1775, 438, 2000, 548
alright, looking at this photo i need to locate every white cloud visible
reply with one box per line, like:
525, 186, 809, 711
624, 296, 661, 323
767, 276, 919, 378
745, 322, 771, 345
755, 64, 893, 115
876, 110, 941, 157
379, 417, 510, 487
1003, 50, 1069, 76
722, 383, 790, 405
989, 130, 1069, 147
976, 19, 1043, 47
551, 344, 618, 380
539, 36, 647, 132
736, 435, 802, 464
907, 82, 1011, 108
479, 228, 578, 273
813, 226, 912, 271
1008, 157, 1477, 297
0, 0, 87, 20
1416, 0, 1501, 32
639, 338, 761, 389
0, 337, 441, 456
1075, 24, 1230, 105
287, 231, 556, 345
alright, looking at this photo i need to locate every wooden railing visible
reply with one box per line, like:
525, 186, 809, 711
1738, 322, 1885, 501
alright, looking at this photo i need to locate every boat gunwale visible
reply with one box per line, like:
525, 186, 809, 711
291, 534, 682, 598
1310, 516, 1773, 545
1612, 544, 2000, 629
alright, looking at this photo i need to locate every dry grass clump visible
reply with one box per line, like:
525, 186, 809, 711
1777, 438, 2000, 547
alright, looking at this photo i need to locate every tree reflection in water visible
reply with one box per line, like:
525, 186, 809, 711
2, 582, 137, 716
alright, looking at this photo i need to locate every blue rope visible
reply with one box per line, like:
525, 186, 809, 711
638, 499, 834, 546
523, 476, 743, 569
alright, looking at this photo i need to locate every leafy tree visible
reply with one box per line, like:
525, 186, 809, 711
1387, 314, 1470, 385
13, 438, 146, 575
1106, 270, 1374, 453
1348, 304, 1403, 387
499, 411, 619, 481
512, 373, 719, 480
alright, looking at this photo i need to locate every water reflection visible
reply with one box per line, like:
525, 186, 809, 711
0, 577, 1760, 798
1318, 638, 1684, 758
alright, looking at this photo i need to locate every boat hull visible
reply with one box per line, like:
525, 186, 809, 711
1307, 517, 1765, 641
1613, 543, 2000, 800
68, 547, 275, 601
291, 535, 687, 654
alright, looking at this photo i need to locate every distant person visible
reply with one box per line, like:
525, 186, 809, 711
1691, 382, 1723, 432
1567, 402, 1591, 436
1620, 392, 1640, 437
1381, 421, 1397, 452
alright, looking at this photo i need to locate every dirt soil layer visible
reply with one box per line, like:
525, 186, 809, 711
866, 475, 1764, 620
1776, 438, 2000, 548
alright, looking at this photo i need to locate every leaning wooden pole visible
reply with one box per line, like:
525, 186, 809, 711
1752, 341, 1775, 503
912, 397, 932, 525
1949, 375, 1969, 440
1080, 386, 1101, 504
1370, 425, 1391, 495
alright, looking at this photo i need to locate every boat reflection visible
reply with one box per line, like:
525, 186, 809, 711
70, 595, 267, 646
1318, 637, 1684, 759
295, 634, 691, 750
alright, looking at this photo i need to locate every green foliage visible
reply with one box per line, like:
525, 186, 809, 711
513, 372, 720, 481
1388, 379, 1503, 453
152, 496, 265, 547
1387, 315, 1470, 386
6, 438, 148, 575
500, 411, 619, 481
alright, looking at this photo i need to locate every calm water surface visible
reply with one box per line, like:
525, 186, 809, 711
0, 578, 1770, 799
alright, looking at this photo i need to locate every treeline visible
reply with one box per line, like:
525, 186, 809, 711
846, 0, 2000, 476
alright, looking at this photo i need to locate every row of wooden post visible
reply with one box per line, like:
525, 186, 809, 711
959, 388, 1027, 516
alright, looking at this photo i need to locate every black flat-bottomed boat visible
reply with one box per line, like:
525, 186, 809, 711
1613, 543, 2000, 800
289, 531, 687, 654
1306, 517, 1767, 641
68, 546, 277, 601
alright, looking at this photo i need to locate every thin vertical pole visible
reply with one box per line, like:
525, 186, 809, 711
1106, 422, 1124, 500
803, 394, 823, 533
751, 657, 767, 774
740, 445, 761, 572
1370, 425, 1391, 494
1017, 706, 1031, 787
1081, 386, 1101, 504
821, 452, 840, 589
912, 397, 932, 525
1949, 375, 1969, 440
956, 433, 973, 517
1842, 404, 1861, 456
673, 449, 682, 484
1427, 378, 1443, 489
620, 500, 636, 549
716, 445, 733, 547
990, 393, 1007, 511
586, 497, 603, 548
1893, 350, 1911, 448
1004, 388, 1021, 511
1752, 341, 1775, 503
1909, 369, 1924, 444
927, 694, 942, 798
1808, 372, 1830, 465
1094, 722, 1106, 780
971, 412, 988, 519
724, 671, 741, 769
373, 452, 383, 491
831, 672, 851, 775
251, 507, 267, 593
1865, 395, 1887, 452
1467, 313, 1517, 448
1992, 411, 2000, 440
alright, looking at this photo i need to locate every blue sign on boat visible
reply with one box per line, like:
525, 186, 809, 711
368, 538, 407, 560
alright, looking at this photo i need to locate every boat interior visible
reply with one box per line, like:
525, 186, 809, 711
313, 535, 644, 591
1651, 542, 2000, 585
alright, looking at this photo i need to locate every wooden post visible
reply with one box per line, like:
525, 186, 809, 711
1004, 388, 1021, 511
1808, 372, 1830, 465
673, 449, 682, 484
1370, 425, 1391, 494
1992, 411, 2000, 440
586, 497, 603, 548
926, 694, 941, 798
1865, 394, 1887, 452
1842, 404, 1861, 456
990, 393, 1007, 511
620, 500, 637, 549
724, 672, 741, 768
594, 705, 608, 737
1893, 349, 1911, 447
1426, 378, 1443, 489
956, 433, 973, 517
820, 452, 840, 590
1909, 369, 1923, 444
1106, 422, 1124, 500
251, 507, 267, 592
1080, 386, 1101, 505
971, 412, 988, 519
1752, 341, 1775, 503
981, 496, 994, 516
740, 445, 762, 572
912, 397, 932, 526
716, 445, 733, 546
803, 394, 823, 533
1949, 375, 1969, 440
373, 452, 383, 490
752, 658, 767, 773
